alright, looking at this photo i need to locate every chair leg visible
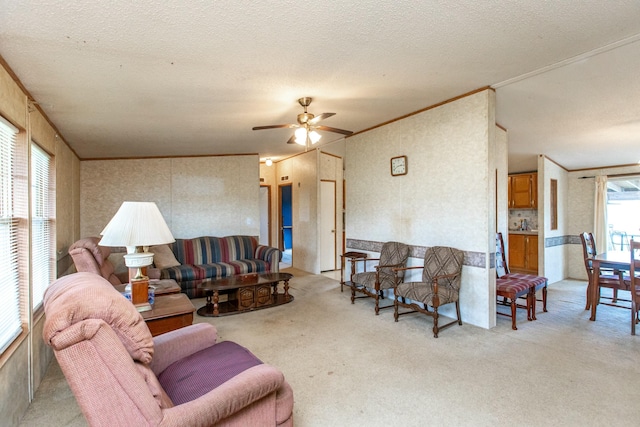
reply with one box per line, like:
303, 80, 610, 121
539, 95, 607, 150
455, 301, 462, 326
632, 301, 637, 336
432, 308, 439, 338
613, 288, 618, 303
542, 286, 548, 312
350, 287, 355, 304
510, 299, 517, 330
374, 293, 380, 315
394, 299, 399, 322
585, 283, 591, 310
528, 289, 536, 321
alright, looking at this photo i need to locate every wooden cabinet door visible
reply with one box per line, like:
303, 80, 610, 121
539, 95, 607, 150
526, 235, 538, 272
510, 174, 532, 208
508, 234, 526, 270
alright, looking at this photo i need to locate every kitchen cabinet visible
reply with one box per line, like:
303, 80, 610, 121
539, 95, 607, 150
508, 173, 537, 209
508, 233, 538, 274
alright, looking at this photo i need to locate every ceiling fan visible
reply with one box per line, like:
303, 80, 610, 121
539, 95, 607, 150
252, 97, 353, 148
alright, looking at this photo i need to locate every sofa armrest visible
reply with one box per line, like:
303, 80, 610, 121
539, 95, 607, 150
150, 323, 218, 375
255, 245, 281, 272
159, 364, 284, 426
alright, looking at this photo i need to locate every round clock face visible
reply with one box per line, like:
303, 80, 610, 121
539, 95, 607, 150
391, 156, 406, 175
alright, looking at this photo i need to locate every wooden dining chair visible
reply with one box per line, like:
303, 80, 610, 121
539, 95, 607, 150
495, 233, 547, 328
580, 232, 629, 309
629, 240, 640, 335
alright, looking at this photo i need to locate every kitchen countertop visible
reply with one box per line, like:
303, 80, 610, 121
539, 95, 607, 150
508, 230, 539, 235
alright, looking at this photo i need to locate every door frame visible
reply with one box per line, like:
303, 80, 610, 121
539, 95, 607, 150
320, 179, 337, 271
259, 184, 272, 246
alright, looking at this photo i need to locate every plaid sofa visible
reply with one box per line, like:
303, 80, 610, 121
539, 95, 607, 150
157, 236, 281, 298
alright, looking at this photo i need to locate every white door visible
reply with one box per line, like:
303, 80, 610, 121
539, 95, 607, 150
320, 180, 336, 271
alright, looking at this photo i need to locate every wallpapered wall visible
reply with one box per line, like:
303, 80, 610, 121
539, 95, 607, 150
1, 61, 80, 426
80, 155, 260, 240
345, 89, 501, 329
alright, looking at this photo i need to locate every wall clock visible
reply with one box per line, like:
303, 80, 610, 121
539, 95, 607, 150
390, 155, 407, 176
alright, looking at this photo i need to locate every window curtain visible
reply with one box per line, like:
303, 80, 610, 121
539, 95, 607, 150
594, 175, 608, 253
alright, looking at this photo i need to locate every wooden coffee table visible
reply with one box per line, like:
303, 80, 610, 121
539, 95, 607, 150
142, 293, 195, 336
197, 272, 294, 317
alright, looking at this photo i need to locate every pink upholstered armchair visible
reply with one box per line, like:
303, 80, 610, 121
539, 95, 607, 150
43, 272, 294, 426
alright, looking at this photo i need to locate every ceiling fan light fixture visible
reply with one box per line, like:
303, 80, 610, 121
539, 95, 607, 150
309, 130, 321, 144
295, 128, 307, 145
265, 158, 273, 166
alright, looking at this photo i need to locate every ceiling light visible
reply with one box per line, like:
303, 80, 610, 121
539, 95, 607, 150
309, 130, 321, 144
295, 128, 307, 145
265, 158, 273, 166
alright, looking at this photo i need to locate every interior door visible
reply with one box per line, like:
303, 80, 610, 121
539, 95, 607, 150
320, 180, 336, 271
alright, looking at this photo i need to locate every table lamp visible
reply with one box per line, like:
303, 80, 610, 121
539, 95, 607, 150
99, 201, 175, 311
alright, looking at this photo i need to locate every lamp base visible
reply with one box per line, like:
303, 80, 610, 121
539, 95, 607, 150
131, 278, 152, 312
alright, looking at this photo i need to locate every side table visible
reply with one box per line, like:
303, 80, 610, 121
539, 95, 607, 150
114, 278, 181, 295
142, 293, 195, 336
340, 251, 368, 292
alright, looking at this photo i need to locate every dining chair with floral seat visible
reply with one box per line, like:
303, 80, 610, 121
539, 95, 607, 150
346, 241, 410, 315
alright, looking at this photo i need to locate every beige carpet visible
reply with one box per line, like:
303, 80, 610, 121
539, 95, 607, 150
19, 269, 640, 426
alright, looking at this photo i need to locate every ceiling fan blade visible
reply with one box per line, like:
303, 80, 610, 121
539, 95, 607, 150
314, 125, 353, 136
286, 134, 297, 144
252, 124, 298, 131
308, 113, 335, 125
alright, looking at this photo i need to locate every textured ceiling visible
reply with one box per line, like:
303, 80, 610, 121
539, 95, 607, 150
1, 1, 640, 172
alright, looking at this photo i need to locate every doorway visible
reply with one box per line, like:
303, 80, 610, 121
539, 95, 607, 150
279, 184, 292, 267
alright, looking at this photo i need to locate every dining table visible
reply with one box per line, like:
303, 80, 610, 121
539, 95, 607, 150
589, 251, 630, 321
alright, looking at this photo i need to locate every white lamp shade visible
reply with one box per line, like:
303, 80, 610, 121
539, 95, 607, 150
294, 128, 307, 145
309, 130, 321, 144
99, 202, 175, 247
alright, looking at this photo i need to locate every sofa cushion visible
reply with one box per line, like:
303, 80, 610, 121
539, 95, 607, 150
221, 236, 258, 262
161, 264, 205, 283
227, 259, 271, 275
157, 340, 263, 405
198, 262, 237, 279
150, 244, 180, 269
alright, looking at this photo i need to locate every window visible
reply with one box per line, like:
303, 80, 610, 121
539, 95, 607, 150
31, 143, 54, 310
607, 176, 640, 251
0, 116, 21, 353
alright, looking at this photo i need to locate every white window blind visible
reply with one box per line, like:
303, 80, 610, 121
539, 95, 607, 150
31, 143, 54, 310
0, 116, 21, 354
